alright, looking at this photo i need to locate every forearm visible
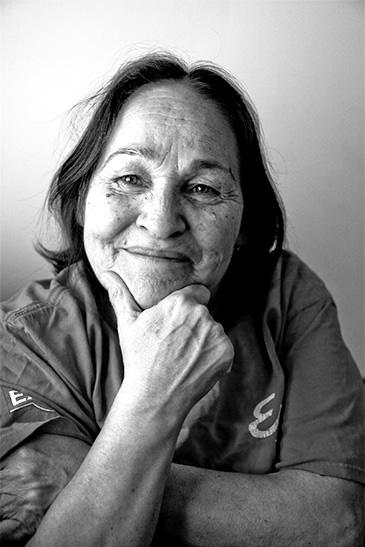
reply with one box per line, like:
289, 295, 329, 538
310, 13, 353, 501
153, 463, 364, 547
27, 389, 180, 547
0, 434, 89, 545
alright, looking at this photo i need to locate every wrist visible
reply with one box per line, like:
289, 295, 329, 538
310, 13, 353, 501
111, 382, 185, 442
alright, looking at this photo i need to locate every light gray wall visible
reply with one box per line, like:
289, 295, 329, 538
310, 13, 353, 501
1, 0, 364, 375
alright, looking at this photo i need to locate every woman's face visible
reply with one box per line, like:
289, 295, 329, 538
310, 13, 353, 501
83, 81, 244, 309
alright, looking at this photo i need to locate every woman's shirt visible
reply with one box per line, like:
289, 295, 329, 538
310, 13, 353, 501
0, 251, 364, 484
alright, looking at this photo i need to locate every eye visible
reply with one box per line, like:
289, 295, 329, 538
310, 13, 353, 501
116, 174, 141, 185
110, 173, 147, 193
190, 184, 219, 196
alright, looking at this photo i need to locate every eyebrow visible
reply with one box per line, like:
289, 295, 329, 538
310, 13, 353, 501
102, 147, 237, 181
101, 147, 154, 169
189, 159, 237, 182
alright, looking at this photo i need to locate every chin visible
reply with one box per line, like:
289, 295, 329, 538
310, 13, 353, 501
132, 288, 175, 309
128, 279, 184, 309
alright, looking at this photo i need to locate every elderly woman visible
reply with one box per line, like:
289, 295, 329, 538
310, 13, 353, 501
0, 53, 364, 546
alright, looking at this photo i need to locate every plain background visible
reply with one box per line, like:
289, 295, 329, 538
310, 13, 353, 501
0, 0, 364, 376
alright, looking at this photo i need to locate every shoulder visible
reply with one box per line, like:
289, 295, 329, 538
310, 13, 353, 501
268, 250, 333, 318
0, 264, 104, 461
260, 250, 338, 347
0, 263, 110, 350
0, 262, 108, 393
1, 262, 97, 326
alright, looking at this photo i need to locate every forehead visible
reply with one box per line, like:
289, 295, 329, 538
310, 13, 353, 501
102, 81, 239, 169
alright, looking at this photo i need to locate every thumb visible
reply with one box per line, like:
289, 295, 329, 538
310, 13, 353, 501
101, 271, 142, 326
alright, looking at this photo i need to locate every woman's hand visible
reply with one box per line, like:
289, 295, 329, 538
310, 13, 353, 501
102, 271, 234, 423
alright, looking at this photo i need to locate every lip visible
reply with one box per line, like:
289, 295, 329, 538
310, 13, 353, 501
123, 247, 191, 262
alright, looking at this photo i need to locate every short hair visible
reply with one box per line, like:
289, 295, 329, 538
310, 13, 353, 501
37, 52, 285, 320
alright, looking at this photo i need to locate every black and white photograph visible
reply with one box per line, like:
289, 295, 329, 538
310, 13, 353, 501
0, 1, 364, 545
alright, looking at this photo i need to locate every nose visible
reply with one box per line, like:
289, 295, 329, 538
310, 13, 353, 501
136, 186, 187, 239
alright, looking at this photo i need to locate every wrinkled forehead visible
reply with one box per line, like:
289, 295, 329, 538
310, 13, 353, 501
102, 80, 240, 175
128, 80, 217, 113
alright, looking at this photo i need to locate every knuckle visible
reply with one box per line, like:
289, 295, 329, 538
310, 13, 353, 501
168, 294, 207, 316
211, 321, 226, 338
195, 303, 209, 317
165, 292, 185, 308
176, 293, 188, 307
218, 333, 234, 359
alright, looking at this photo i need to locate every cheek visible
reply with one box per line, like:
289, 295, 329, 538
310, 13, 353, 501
199, 208, 242, 259
83, 190, 133, 239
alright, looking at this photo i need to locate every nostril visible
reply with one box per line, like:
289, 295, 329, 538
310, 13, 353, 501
136, 198, 186, 238
136, 212, 186, 238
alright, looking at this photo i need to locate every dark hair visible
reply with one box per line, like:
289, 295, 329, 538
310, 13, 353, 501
37, 51, 285, 319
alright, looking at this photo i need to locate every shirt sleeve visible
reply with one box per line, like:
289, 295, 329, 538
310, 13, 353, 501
274, 280, 364, 483
0, 314, 95, 460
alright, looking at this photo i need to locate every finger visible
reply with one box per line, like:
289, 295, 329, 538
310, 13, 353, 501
100, 271, 142, 325
174, 284, 211, 306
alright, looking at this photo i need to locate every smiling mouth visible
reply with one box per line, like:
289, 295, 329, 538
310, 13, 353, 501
123, 247, 191, 262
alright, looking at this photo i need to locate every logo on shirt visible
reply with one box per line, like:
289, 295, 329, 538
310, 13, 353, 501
248, 393, 281, 439
4, 389, 53, 413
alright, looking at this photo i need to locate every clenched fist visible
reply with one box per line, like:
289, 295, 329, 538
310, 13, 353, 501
102, 271, 234, 424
